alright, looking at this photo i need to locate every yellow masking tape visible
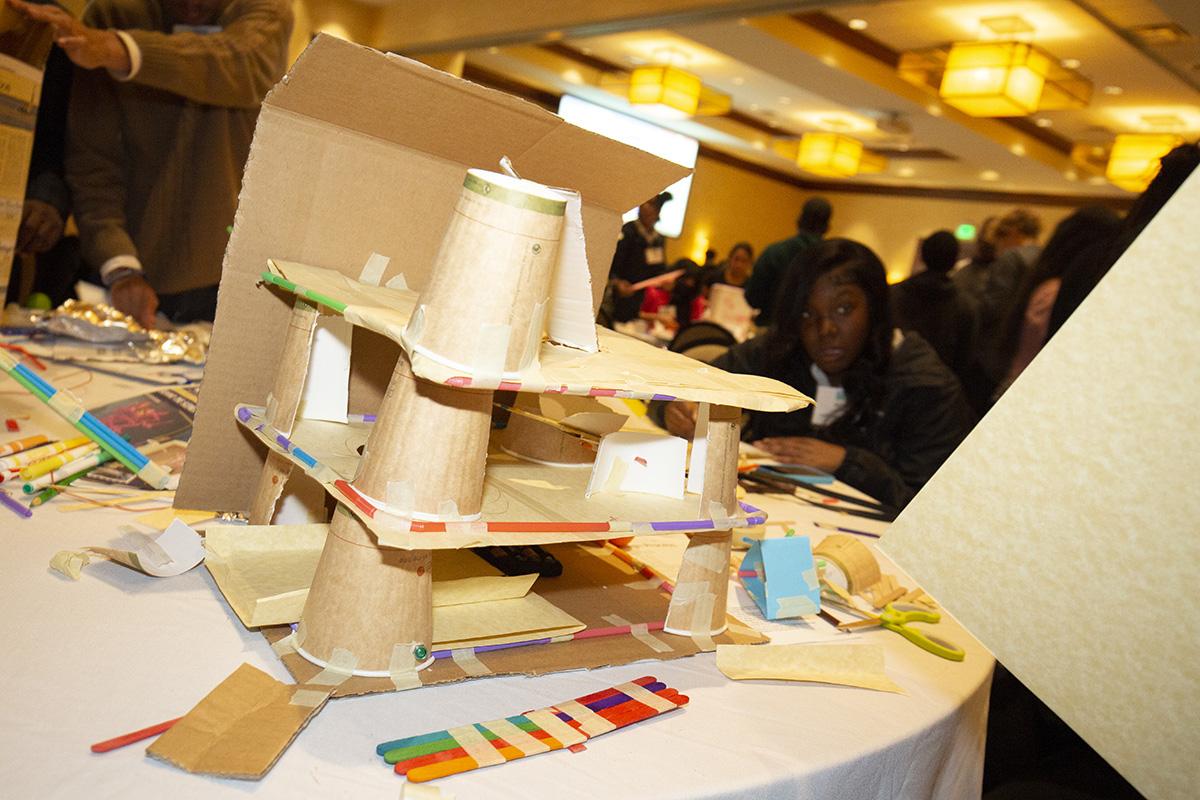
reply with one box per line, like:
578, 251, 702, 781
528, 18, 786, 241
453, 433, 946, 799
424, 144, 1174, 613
481, 717, 550, 756
451, 647, 492, 677
308, 647, 357, 685
289, 688, 331, 708
555, 700, 616, 736
447, 723, 506, 767
525, 709, 588, 747
616, 681, 677, 713
389, 643, 423, 690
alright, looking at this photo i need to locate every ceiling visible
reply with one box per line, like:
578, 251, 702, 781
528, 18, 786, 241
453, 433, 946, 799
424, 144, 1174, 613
363, 0, 1200, 200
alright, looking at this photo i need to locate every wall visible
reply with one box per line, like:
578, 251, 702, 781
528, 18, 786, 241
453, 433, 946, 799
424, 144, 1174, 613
676, 153, 1079, 282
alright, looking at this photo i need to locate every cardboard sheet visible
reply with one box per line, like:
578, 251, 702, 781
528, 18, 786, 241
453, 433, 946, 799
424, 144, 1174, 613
265, 259, 811, 412
879, 171, 1200, 799
146, 663, 329, 779
177, 34, 691, 515
204, 524, 541, 629
716, 643, 903, 693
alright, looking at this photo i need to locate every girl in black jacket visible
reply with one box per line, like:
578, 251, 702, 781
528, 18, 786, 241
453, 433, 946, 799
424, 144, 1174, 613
665, 238, 974, 509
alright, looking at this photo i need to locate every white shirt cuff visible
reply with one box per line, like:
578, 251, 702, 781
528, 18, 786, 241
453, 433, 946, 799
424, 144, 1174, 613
108, 30, 142, 81
100, 254, 144, 282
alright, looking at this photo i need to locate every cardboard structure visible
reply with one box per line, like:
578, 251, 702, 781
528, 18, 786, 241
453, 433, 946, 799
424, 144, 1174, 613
161, 37, 812, 780
176, 34, 691, 515
880, 170, 1200, 800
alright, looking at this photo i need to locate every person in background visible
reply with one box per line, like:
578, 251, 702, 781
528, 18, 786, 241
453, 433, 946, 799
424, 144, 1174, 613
1048, 142, 1200, 338
9, 0, 293, 327
606, 191, 672, 323
702, 241, 754, 292
6, 45, 77, 308
664, 238, 974, 510
952, 214, 997, 304
990, 206, 1122, 400
744, 196, 831, 328
890, 230, 977, 381
976, 208, 1042, 338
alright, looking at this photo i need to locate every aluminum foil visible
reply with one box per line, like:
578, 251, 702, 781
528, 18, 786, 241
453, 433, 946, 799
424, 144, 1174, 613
44, 300, 208, 364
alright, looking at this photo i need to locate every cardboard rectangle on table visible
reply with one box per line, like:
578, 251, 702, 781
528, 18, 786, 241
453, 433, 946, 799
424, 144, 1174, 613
204, 524, 542, 630
263, 541, 765, 697
147, 663, 329, 779
176, 34, 691, 515
878, 171, 1200, 800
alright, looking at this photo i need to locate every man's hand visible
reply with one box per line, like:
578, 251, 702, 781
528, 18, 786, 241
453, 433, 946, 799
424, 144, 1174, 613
7, 0, 131, 72
16, 199, 64, 254
110, 274, 159, 329
752, 436, 847, 472
664, 401, 699, 439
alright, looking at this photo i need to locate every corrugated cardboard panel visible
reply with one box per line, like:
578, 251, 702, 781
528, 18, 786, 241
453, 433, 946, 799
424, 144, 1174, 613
879, 171, 1200, 800
177, 35, 687, 513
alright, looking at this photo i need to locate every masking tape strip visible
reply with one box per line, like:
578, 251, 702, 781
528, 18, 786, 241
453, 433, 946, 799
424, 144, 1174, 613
690, 592, 717, 651
447, 723, 506, 768
271, 632, 298, 657
602, 614, 673, 653
814, 534, 880, 595
451, 647, 492, 677
708, 500, 736, 531
682, 541, 727, 575
725, 617, 759, 640
801, 567, 819, 589
47, 390, 85, 422
520, 300, 546, 371
555, 700, 617, 737
775, 594, 820, 617
358, 252, 390, 286
389, 643, 423, 690
615, 681, 677, 713
289, 688, 331, 708
385, 273, 408, 291
671, 580, 707, 603
264, 392, 279, 425
481, 717, 550, 756
445, 518, 489, 538
308, 647, 357, 686
525, 709, 588, 747
135, 462, 170, 489
475, 322, 512, 385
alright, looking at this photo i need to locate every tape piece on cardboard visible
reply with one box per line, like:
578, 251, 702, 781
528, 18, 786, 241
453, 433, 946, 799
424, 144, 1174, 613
602, 614, 672, 653
358, 252, 389, 286
525, 709, 588, 747
389, 643, 423, 690
289, 688, 331, 708
447, 723, 505, 768
308, 647, 356, 686
481, 717, 550, 756
555, 699, 616, 736
451, 647, 492, 676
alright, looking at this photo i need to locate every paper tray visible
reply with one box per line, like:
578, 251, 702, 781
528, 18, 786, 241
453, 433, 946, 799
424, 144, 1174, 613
235, 404, 767, 549
262, 259, 811, 413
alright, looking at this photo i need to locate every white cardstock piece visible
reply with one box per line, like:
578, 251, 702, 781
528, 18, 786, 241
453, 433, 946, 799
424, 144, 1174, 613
586, 431, 688, 499
297, 315, 352, 423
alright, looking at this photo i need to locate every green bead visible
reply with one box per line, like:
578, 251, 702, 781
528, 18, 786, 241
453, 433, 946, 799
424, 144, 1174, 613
413, 644, 428, 661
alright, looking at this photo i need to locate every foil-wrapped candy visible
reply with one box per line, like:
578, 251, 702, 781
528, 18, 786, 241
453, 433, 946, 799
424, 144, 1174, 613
45, 300, 208, 364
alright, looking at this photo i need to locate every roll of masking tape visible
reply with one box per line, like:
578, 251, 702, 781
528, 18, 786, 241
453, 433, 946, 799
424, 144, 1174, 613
813, 534, 881, 595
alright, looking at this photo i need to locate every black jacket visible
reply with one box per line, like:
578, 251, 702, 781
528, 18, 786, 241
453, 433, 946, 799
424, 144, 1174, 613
713, 332, 975, 508
890, 270, 978, 380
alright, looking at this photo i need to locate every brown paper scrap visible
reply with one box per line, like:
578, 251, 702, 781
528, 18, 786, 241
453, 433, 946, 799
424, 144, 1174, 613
716, 643, 904, 694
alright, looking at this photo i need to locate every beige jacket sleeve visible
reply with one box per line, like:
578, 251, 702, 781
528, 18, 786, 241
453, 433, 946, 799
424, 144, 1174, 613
64, 66, 138, 268
124, 0, 292, 109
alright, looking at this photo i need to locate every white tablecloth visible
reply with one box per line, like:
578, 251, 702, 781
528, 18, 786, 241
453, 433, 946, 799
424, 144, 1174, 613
0, 360, 992, 799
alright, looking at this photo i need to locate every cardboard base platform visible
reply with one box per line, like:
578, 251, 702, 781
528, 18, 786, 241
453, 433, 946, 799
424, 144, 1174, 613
263, 542, 764, 698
